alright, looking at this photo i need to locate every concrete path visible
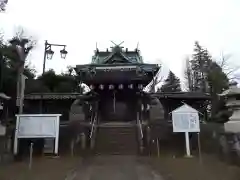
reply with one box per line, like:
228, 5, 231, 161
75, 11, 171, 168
66, 155, 164, 180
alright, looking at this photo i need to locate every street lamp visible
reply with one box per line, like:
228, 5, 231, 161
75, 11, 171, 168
60, 48, 68, 59
46, 48, 54, 60
42, 40, 68, 75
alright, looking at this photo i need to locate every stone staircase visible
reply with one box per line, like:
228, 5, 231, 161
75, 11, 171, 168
94, 122, 138, 155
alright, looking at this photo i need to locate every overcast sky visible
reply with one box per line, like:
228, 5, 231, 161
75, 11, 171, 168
1, 0, 240, 83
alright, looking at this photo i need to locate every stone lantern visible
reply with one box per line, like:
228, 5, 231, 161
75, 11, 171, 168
0, 93, 10, 136
0, 93, 10, 116
0, 93, 10, 109
0, 92, 12, 162
219, 81, 240, 132
218, 81, 240, 164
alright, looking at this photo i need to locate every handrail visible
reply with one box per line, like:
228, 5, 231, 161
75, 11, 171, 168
137, 112, 143, 139
90, 105, 94, 124
90, 112, 97, 139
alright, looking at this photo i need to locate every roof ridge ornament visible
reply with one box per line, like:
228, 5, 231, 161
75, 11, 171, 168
110, 41, 124, 47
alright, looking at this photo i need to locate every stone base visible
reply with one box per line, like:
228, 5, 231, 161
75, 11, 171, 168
184, 155, 194, 158
219, 132, 240, 166
224, 121, 240, 133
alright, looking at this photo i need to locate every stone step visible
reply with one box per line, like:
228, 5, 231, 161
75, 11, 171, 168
97, 132, 136, 136
95, 126, 138, 155
95, 147, 137, 151
96, 144, 137, 149
97, 129, 136, 135
95, 147, 137, 152
95, 143, 137, 148
95, 151, 137, 155
97, 122, 136, 128
97, 135, 136, 139
98, 129, 135, 131
97, 133, 137, 139
95, 140, 137, 145
98, 128, 136, 132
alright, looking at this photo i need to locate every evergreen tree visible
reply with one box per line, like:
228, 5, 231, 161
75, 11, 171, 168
185, 41, 229, 121
160, 71, 181, 92
186, 41, 229, 94
35, 69, 83, 93
190, 41, 212, 92
207, 61, 229, 117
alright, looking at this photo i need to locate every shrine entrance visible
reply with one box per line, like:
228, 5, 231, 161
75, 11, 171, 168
99, 90, 139, 122
73, 43, 160, 155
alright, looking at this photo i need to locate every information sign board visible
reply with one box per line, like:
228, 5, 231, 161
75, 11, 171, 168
14, 114, 61, 155
172, 112, 200, 132
171, 104, 200, 157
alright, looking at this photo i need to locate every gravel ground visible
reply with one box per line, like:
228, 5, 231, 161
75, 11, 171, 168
0, 154, 240, 180
0, 155, 164, 180
147, 154, 240, 180
72, 155, 164, 180
0, 156, 81, 180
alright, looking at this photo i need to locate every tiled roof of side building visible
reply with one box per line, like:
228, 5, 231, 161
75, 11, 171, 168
24, 92, 210, 100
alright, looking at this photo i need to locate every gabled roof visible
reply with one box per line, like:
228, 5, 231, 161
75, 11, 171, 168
172, 104, 198, 114
92, 45, 143, 64
103, 49, 131, 64
219, 86, 240, 97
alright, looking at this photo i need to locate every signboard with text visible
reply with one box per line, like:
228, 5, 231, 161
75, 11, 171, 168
172, 104, 200, 132
171, 104, 200, 157
14, 114, 61, 155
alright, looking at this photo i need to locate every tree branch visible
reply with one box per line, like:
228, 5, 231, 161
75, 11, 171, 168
0, 0, 8, 12
217, 51, 239, 77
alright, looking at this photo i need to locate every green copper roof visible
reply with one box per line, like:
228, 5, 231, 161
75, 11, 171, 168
91, 45, 143, 64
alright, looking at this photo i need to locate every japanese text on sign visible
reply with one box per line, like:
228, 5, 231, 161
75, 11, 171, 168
172, 112, 200, 132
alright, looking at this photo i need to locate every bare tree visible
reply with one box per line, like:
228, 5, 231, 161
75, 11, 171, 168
0, 0, 7, 12
217, 51, 240, 81
184, 56, 194, 91
5, 27, 36, 70
8, 28, 37, 113
10, 27, 36, 52
66, 66, 76, 76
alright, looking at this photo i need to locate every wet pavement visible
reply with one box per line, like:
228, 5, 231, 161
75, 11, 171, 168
67, 155, 164, 180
